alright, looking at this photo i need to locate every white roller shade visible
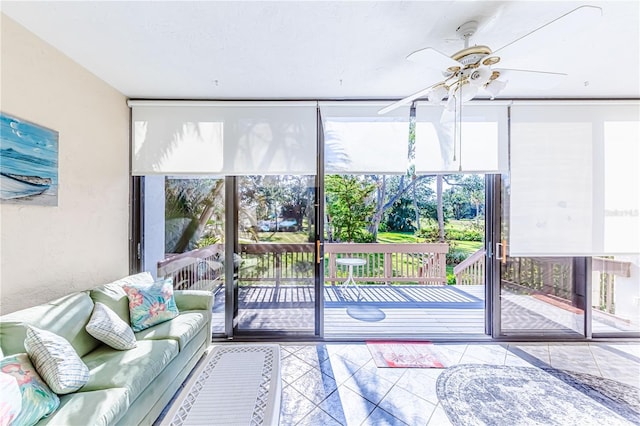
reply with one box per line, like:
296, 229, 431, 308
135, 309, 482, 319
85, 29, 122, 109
130, 101, 317, 175
415, 102, 508, 173
509, 101, 640, 256
320, 102, 410, 174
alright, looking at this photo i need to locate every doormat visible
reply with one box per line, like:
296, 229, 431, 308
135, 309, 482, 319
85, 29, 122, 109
436, 364, 640, 425
367, 340, 447, 368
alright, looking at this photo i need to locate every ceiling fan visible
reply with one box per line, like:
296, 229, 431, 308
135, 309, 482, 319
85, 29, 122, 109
379, 5, 602, 115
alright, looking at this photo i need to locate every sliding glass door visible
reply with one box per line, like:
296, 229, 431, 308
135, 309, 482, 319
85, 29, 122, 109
234, 174, 318, 335
493, 101, 640, 338
495, 175, 586, 337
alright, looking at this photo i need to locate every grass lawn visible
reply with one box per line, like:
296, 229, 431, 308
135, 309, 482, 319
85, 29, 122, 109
379, 231, 482, 255
453, 240, 483, 255
377, 232, 422, 243
240, 232, 309, 244
241, 230, 483, 257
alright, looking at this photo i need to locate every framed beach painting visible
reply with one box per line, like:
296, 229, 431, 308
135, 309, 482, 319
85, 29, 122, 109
0, 112, 59, 206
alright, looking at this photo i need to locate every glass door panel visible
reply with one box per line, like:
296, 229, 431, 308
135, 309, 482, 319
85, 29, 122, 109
497, 174, 585, 337
155, 176, 226, 335
235, 175, 317, 334
591, 255, 640, 334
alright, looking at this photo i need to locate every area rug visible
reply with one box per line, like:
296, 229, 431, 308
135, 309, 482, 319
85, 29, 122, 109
436, 364, 640, 425
161, 345, 281, 426
367, 341, 447, 368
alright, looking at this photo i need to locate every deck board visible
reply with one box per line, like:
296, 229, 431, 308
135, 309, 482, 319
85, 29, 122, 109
234, 284, 487, 336
209, 282, 633, 337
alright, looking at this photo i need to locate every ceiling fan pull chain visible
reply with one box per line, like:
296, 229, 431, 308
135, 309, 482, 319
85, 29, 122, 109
452, 94, 457, 163
407, 102, 417, 180
458, 79, 463, 172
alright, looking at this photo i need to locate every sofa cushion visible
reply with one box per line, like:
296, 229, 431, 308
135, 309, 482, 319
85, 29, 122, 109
24, 326, 90, 395
38, 388, 129, 426
0, 354, 59, 426
123, 278, 179, 332
135, 311, 208, 350
90, 272, 155, 325
81, 339, 178, 398
86, 302, 137, 351
0, 292, 99, 358
0, 371, 22, 426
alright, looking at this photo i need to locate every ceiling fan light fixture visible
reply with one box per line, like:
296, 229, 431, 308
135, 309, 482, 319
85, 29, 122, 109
469, 66, 493, 87
482, 56, 500, 66
428, 84, 449, 103
446, 65, 461, 74
456, 81, 478, 102
485, 79, 507, 99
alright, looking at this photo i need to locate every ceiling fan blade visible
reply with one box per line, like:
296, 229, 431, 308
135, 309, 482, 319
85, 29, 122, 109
497, 68, 567, 76
493, 5, 602, 55
495, 68, 568, 90
378, 82, 443, 115
406, 47, 461, 70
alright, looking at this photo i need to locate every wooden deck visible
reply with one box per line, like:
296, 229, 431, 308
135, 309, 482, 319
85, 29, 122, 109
232, 284, 487, 337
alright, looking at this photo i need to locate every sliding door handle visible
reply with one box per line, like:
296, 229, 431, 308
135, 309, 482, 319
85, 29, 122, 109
496, 240, 507, 264
316, 240, 322, 264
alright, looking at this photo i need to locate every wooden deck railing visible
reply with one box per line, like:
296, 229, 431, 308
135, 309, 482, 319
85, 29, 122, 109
324, 243, 448, 285
158, 243, 633, 318
453, 248, 486, 285
158, 244, 224, 290
239, 243, 315, 284
592, 256, 632, 314
159, 242, 449, 288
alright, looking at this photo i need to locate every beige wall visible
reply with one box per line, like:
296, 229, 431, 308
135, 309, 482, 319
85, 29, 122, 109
0, 14, 130, 313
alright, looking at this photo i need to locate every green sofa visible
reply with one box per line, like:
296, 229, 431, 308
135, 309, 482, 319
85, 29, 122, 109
0, 274, 213, 426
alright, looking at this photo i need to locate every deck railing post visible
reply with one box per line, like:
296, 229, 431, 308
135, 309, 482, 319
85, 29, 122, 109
275, 251, 281, 287
384, 252, 392, 285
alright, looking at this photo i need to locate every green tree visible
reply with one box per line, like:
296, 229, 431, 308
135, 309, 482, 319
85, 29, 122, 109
325, 175, 376, 242
369, 175, 435, 239
165, 178, 224, 253
385, 198, 417, 232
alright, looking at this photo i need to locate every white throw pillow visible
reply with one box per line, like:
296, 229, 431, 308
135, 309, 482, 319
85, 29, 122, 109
24, 326, 89, 394
86, 302, 137, 350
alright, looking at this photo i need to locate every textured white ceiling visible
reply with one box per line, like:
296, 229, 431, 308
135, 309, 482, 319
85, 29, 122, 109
2, 1, 638, 100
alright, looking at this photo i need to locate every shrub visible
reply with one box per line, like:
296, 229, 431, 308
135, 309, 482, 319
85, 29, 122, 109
354, 230, 376, 243
196, 235, 220, 248
446, 248, 468, 266
415, 226, 442, 243
445, 228, 483, 242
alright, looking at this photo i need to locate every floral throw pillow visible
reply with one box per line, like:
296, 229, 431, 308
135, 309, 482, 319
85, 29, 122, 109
0, 371, 21, 426
0, 354, 60, 426
123, 277, 179, 332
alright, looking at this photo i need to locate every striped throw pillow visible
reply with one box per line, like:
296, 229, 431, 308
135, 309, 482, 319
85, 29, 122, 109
24, 326, 89, 395
86, 302, 137, 350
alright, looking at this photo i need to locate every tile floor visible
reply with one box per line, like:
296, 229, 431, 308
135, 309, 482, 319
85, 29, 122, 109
278, 342, 640, 425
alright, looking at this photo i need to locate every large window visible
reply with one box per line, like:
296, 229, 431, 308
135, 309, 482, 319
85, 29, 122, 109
508, 101, 640, 335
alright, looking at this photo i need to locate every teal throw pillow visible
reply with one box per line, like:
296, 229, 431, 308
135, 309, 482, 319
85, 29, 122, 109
123, 277, 179, 332
0, 354, 59, 426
